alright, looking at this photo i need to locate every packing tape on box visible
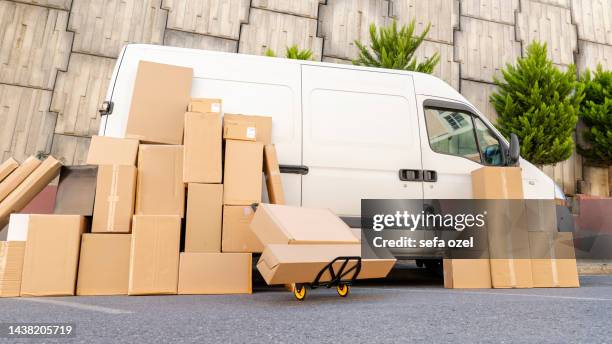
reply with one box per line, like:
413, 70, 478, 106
106, 165, 120, 232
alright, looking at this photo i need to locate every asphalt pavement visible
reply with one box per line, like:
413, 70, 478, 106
0, 263, 610, 344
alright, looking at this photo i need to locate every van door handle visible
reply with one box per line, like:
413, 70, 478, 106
279, 165, 309, 175
399, 169, 422, 181
423, 170, 437, 182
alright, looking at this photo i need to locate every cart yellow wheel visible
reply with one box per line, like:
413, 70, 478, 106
293, 284, 306, 301
337, 283, 350, 297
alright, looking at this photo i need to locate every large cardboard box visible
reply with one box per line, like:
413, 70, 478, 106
77, 234, 131, 295
263, 145, 285, 204
128, 215, 180, 295
136, 145, 185, 217
223, 114, 272, 144
222, 205, 262, 253
125, 61, 193, 144
0, 156, 40, 203
92, 165, 137, 233
443, 259, 492, 289
20, 215, 85, 296
86, 136, 139, 166
183, 112, 222, 183
0, 241, 26, 297
0, 158, 18, 183
250, 204, 359, 246
178, 253, 252, 294
185, 184, 223, 252
257, 244, 396, 285
529, 232, 579, 287
471, 167, 524, 199
223, 140, 263, 205
53, 165, 98, 215
188, 98, 222, 114
0, 156, 61, 228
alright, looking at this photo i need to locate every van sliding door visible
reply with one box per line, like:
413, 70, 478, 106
301, 65, 424, 218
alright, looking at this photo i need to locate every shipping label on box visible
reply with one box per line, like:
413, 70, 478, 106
136, 145, 185, 217
178, 253, 252, 295
20, 215, 85, 296
77, 234, 131, 296
222, 205, 263, 253
183, 112, 222, 183
223, 140, 263, 205
185, 184, 223, 253
129, 215, 180, 295
92, 165, 137, 233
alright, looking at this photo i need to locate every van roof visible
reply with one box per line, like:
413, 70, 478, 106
122, 44, 463, 101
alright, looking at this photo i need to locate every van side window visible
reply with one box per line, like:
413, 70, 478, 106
424, 108, 481, 163
474, 117, 504, 166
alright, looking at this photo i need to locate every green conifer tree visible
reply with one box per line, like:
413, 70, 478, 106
578, 65, 612, 166
490, 42, 583, 165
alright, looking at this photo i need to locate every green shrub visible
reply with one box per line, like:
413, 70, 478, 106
578, 65, 612, 166
264, 45, 313, 60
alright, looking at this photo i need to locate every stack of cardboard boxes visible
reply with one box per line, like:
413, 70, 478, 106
443, 166, 579, 289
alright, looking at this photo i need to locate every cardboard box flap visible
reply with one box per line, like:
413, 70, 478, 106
251, 204, 359, 246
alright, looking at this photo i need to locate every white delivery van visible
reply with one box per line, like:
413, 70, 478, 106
99, 44, 565, 258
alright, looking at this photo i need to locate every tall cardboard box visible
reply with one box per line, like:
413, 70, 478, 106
0, 158, 18, 182
185, 184, 223, 252
20, 215, 86, 296
136, 145, 185, 217
86, 136, 139, 166
223, 114, 272, 144
529, 232, 579, 287
53, 165, 98, 215
183, 112, 222, 183
125, 61, 193, 144
92, 165, 137, 233
263, 145, 285, 204
471, 166, 533, 288
77, 234, 131, 295
222, 205, 263, 253
257, 244, 396, 285
188, 98, 222, 114
0, 156, 61, 228
0, 157, 41, 203
250, 204, 359, 246
223, 140, 263, 205
443, 259, 492, 289
129, 215, 180, 295
178, 253, 252, 294
0, 241, 26, 297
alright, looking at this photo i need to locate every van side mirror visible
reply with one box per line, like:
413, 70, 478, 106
506, 133, 520, 166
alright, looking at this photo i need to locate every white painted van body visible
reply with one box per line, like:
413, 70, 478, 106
100, 44, 558, 235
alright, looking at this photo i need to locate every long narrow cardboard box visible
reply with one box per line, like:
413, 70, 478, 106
77, 234, 131, 295
125, 61, 193, 144
0, 241, 26, 297
178, 253, 252, 294
92, 165, 137, 233
223, 140, 263, 205
222, 205, 263, 253
183, 112, 222, 183
128, 215, 180, 295
136, 145, 184, 217
263, 145, 285, 204
0, 156, 61, 228
185, 184, 223, 252
0, 157, 41, 203
0, 158, 18, 183
20, 215, 86, 296
529, 232, 579, 287
257, 244, 395, 285
250, 204, 359, 246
